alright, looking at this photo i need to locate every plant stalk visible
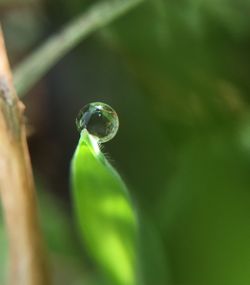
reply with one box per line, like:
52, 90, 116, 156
0, 27, 50, 285
14, 0, 144, 97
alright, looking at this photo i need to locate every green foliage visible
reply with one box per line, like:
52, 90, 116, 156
71, 130, 138, 285
158, 127, 250, 285
38, 192, 89, 285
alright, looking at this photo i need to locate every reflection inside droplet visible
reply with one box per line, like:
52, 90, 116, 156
76, 102, 119, 143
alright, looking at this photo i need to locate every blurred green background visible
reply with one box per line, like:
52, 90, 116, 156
1, 0, 250, 284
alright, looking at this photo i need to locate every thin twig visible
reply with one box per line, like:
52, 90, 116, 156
0, 27, 50, 285
14, 0, 144, 97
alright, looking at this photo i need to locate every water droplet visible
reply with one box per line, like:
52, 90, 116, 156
76, 102, 119, 143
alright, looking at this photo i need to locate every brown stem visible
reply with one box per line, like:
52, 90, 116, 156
0, 28, 50, 285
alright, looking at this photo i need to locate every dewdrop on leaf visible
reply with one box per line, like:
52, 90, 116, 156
76, 102, 119, 143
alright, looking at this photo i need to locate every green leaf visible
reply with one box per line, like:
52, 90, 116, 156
71, 130, 138, 285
